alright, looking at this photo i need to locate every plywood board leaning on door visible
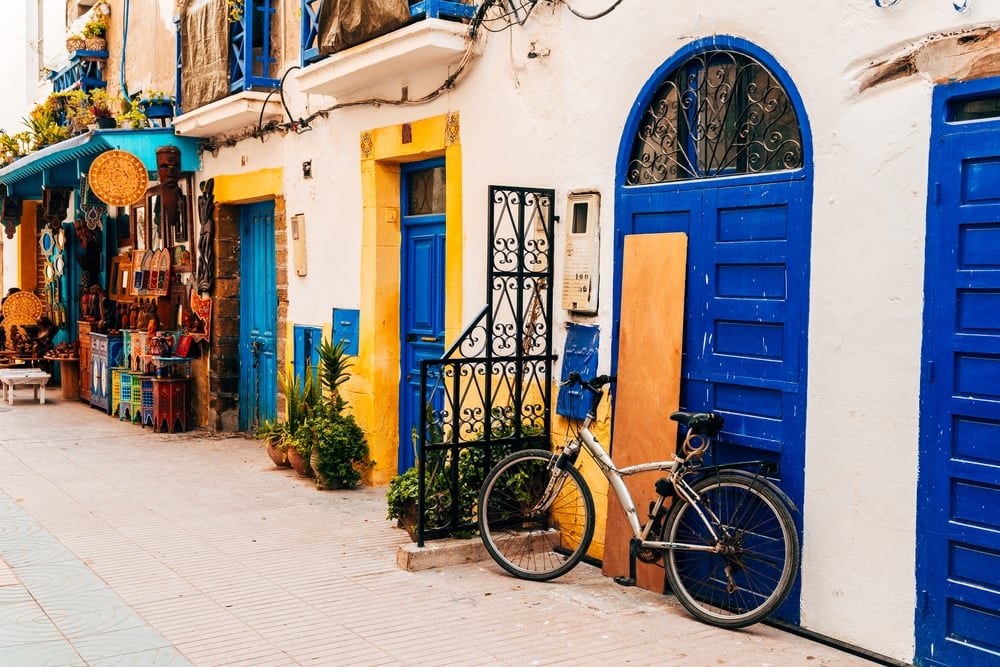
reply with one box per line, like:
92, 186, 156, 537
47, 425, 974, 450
602, 232, 687, 592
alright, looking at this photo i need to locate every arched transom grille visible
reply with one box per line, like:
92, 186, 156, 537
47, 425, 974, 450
626, 50, 803, 185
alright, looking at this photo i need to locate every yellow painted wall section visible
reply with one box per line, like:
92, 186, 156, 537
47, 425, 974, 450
359, 113, 463, 485
213, 168, 283, 203
18, 202, 38, 291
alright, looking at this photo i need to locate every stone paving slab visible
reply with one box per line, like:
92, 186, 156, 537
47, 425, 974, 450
0, 396, 893, 666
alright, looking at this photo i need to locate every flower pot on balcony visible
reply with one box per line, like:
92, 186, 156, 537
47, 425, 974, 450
66, 36, 86, 52
95, 117, 116, 129
139, 100, 174, 122
84, 37, 106, 51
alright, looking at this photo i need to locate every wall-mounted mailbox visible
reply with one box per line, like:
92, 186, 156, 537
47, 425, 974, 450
562, 191, 600, 314
332, 308, 359, 357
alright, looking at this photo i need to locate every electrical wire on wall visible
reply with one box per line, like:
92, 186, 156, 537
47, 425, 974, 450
560, 0, 627, 21
204, 0, 623, 153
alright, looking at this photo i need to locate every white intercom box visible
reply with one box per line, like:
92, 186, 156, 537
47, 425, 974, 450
562, 191, 600, 314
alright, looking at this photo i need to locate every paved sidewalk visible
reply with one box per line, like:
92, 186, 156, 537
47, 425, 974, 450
0, 396, 885, 666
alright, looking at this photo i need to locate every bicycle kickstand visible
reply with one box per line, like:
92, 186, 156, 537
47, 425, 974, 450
613, 538, 640, 587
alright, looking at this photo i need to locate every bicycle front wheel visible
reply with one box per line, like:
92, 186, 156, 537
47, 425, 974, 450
478, 449, 595, 581
662, 472, 799, 629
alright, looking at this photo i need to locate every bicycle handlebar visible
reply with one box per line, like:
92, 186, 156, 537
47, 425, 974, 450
563, 372, 616, 393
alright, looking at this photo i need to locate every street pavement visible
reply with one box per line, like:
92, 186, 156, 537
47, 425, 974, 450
0, 392, 889, 666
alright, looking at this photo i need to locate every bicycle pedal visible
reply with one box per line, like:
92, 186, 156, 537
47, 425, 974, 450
613, 576, 637, 587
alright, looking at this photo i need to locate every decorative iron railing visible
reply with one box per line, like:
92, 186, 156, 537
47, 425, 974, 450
414, 185, 556, 545
301, 0, 479, 66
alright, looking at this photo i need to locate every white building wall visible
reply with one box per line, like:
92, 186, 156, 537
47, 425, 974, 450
190, 1, 1000, 661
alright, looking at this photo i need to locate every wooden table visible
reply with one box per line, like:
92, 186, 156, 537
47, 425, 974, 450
45, 356, 80, 400
0, 368, 52, 405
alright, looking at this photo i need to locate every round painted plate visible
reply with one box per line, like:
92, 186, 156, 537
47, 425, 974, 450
88, 150, 149, 207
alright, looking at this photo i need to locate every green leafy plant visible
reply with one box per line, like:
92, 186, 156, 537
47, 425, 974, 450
255, 367, 320, 456
88, 88, 116, 119
116, 103, 147, 129
83, 14, 107, 39
317, 337, 353, 412
304, 336, 374, 489
142, 91, 174, 105
299, 405, 372, 489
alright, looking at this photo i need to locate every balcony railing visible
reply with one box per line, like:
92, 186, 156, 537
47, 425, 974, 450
301, 0, 477, 66
230, 0, 280, 92
50, 50, 109, 94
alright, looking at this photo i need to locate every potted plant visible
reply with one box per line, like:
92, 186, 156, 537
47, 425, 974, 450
116, 103, 147, 130
386, 457, 453, 541
60, 89, 94, 134
138, 91, 175, 121
83, 13, 108, 51
66, 33, 85, 52
301, 337, 374, 489
299, 403, 371, 489
89, 89, 116, 129
256, 367, 319, 474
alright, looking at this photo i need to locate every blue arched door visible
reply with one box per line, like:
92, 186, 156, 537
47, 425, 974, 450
614, 37, 812, 623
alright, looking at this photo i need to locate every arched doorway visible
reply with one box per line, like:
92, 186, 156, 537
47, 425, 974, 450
614, 36, 813, 622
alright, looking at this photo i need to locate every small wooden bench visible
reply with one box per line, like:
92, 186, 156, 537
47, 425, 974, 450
0, 368, 51, 405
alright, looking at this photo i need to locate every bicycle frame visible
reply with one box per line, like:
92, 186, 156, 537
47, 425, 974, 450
561, 412, 722, 556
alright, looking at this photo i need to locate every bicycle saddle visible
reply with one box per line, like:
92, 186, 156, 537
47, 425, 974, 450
670, 411, 724, 436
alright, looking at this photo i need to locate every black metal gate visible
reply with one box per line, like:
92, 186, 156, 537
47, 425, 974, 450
415, 185, 556, 544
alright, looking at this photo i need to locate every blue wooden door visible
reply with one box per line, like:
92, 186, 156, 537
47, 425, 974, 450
399, 160, 446, 471
239, 201, 277, 431
917, 80, 1000, 667
616, 177, 808, 623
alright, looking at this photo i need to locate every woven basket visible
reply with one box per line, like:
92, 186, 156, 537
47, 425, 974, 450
66, 37, 86, 52
84, 37, 106, 51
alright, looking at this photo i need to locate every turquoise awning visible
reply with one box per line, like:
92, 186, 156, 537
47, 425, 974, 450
0, 128, 202, 200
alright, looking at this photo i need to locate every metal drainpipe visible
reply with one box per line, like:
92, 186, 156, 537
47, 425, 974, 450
119, 0, 130, 101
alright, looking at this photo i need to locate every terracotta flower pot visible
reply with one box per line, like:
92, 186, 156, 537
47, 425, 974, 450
265, 439, 289, 468
287, 447, 313, 477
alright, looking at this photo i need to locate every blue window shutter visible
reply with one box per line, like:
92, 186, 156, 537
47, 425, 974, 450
556, 323, 600, 420
293, 325, 322, 385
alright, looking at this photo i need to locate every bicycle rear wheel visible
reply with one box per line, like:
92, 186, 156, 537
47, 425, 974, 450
478, 449, 595, 581
662, 472, 799, 629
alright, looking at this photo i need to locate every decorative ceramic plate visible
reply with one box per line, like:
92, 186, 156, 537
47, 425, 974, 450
88, 150, 149, 207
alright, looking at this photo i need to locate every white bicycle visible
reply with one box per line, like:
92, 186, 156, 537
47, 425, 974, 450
477, 373, 800, 629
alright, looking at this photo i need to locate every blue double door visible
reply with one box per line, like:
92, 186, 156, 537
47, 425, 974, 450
917, 79, 1000, 667
616, 175, 810, 623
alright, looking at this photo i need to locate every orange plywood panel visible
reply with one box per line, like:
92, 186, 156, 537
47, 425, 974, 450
602, 232, 686, 592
